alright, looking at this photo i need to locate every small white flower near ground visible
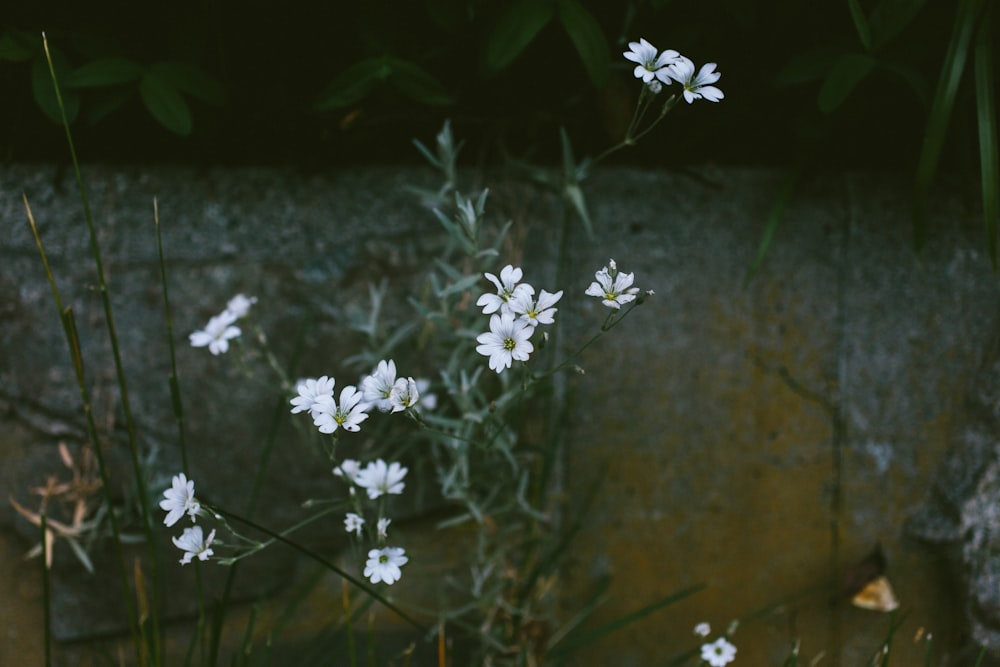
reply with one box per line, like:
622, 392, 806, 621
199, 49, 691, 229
476, 265, 534, 316
225, 294, 257, 319
189, 310, 241, 355
364, 546, 408, 585
700, 637, 737, 666
355, 459, 407, 499
160, 472, 200, 527
585, 260, 640, 310
313, 385, 369, 434
693, 621, 711, 637
360, 359, 397, 412
290, 376, 336, 417
622, 38, 680, 85
476, 313, 534, 373
668, 56, 724, 103
173, 526, 216, 565
344, 512, 365, 536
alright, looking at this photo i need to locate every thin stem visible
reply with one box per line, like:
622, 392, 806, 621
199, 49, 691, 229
40, 514, 52, 667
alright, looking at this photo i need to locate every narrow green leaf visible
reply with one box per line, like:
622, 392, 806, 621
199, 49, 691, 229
817, 53, 876, 113
912, 0, 983, 250
974, 12, 998, 267
139, 71, 193, 135
388, 58, 455, 105
32, 50, 80, 124
148, 61, 225, 105
744, 170, 801, 286
68, 57, 142, 87
556, 0, 609, 87
314, 58, 388, 111
848, 0, 872, 51
869, 0, 929, 51
482, 0, 555, 76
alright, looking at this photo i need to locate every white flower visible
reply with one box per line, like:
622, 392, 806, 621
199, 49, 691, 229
668, 56, 724, 103
585, 261, 640, 310
159, 472, 200, 527
225, 293, 257, 319
475, 313, 534, 373
290, 376, 336, 416
344, 512, 365, 536
364, 546, 408, 585
189, 310, 241, 355
333, 458, 364, 482
355, 459, 407, 499
510, 288, 563, 327
360, 360, 397, 412
646, 79, 663, 94
476, 265, 534, 315
693, 622, 711, 637
700, 637, 737, 666
313, 385, 369, 434
415, 378, 437, 411
172, 526, 216, 565
389, 377, 420, 412
377, 517, 391, 538
622, 38, 680, 85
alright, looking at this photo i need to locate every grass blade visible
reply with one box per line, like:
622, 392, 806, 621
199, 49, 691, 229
974, 11, 998, 267
41, 514, 52, 667
744, 170, 801, 286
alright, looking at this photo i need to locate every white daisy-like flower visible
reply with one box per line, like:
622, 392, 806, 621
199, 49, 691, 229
475, 313, 534, 373
290, 376, 336, 417
693, 622, 711, 637
333, 458, 364, 483
354, 459, 407, 499
622, 38, 680, 85
360, 360, 397, 412
667, 56, 724, 103
172, 526, 216, 565
377, 517, 391, 538
344, 512, 365, 536
510, 288, 563, 327
585, 260, 640, 310
189, 310, 241, 355
700, 637, 737, 666
159, 472, 200, 527
225, 293, 257, 319
476, 265, 535, 315
389, 377, 420, 413
363, 546, 408, 585
313, 385, 369, 434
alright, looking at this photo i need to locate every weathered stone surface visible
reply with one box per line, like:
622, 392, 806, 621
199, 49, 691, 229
1, 164, 999, 665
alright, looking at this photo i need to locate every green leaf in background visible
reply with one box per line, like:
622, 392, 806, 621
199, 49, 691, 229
388, 58, 455, 105
31, 48, 79, 124
817, 53, 876, 113
139, 71, 192, 135
774, 48, 841, 86
68, 57, 143, 87
556, 0, 609, 87
974, 12, 997, 267
482, 0, 556, 76
148, 61, 225, 105
912, 0, 983, 250
868, 0, 929, 51
314, 58, 390, 110
0, 30, 33, 62
847, 0, 872, 51
84, 87, 134, 125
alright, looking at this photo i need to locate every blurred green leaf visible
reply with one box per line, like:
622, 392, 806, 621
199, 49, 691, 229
817, 53, 876, 113
774, 48, 841, 86
84, 87, 133, 125
745, 170, 801, 286
974, 13, 997, 267
848, 0, 872, 51
869, 0, 929, 51
69, 57, 142, 87
556, 0, 609, 87
388, 58, 455, 105
912, 0, 983, 249
139, 71, 192, 135
482, 0, 555, 76
149, 61, 225, 105
0, 31, 34, 62
31, 49, 79, 124
314, 58, 389, 110
878, 60, 930, 109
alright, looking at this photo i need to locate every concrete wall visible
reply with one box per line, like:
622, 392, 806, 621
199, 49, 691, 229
1, 164, 997, 665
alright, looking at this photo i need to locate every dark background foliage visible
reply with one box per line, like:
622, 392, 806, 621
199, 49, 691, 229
0, 0, 993, 170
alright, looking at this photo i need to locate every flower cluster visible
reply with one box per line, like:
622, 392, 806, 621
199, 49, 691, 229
160, 473, 216, 565
623, 38, 723, 102
290, 361, 428, 435
334, 457, 409, 585
188, 293, 258, 355
475, 265, 563, 373
693, 622, 737, 667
